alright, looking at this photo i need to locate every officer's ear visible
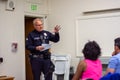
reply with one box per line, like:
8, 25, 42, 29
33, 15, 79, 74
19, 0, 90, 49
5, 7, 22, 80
114, 46, 120, 54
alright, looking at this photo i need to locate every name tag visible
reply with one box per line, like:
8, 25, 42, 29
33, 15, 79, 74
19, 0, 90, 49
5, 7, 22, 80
34, 37, 40, 40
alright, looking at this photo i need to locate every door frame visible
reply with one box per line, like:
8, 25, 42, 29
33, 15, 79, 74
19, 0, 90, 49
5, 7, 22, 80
24, 14, 47, 80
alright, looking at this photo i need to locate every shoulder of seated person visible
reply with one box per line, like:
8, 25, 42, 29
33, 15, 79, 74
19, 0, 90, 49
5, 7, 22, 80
79, 60, 86, 67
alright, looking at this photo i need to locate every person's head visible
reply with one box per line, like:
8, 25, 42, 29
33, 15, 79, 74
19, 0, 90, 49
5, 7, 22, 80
33, 18, 44, 32
82, 41, 101, 60
114, 37, 120, 53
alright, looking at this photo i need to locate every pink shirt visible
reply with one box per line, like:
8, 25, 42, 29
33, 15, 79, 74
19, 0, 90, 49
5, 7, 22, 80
81, 59, 102, 80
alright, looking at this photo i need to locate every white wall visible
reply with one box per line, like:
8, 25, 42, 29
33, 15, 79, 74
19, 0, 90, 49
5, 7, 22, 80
0, 0, 25, 80
47, 0, 120, 69
47, 0, 85, 68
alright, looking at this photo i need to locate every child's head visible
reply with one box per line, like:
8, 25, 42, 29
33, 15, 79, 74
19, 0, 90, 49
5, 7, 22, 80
82, 41, 101, 60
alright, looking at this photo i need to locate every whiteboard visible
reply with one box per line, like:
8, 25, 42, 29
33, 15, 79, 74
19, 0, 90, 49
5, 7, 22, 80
76, 15, 120, 57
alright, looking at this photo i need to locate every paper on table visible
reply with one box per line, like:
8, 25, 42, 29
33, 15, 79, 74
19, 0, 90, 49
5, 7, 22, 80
41, 44, 51, 51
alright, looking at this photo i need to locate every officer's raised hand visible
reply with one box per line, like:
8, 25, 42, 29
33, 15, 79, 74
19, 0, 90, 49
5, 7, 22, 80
53, 25, 61, 33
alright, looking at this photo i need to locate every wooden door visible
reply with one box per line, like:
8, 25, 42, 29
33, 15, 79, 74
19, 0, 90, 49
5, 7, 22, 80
25, 17, 35, 80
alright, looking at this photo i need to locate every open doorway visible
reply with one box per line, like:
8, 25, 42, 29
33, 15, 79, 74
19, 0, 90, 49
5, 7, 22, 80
25, 16, 44, 80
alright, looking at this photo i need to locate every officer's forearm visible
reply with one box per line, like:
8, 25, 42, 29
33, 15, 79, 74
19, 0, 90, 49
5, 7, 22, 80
55, 33, 60, 42
26, 45, 36, 51
51, 33, 60, 42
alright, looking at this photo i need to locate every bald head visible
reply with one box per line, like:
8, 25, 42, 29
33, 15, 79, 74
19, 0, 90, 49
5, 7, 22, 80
33, 18, 44, 32
33, 18, 43, 25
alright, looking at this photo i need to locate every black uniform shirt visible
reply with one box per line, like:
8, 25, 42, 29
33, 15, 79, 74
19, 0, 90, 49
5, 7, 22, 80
26, 30, 60, 54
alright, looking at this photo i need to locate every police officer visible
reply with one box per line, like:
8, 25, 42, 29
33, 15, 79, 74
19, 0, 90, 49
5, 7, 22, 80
26, 18, 60, 80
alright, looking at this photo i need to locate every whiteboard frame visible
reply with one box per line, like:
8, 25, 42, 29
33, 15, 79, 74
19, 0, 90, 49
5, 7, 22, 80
75, 13, 120, 57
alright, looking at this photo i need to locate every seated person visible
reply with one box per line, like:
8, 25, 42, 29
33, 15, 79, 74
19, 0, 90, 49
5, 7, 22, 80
106, 37, 120, 74
72, 41, 102, 80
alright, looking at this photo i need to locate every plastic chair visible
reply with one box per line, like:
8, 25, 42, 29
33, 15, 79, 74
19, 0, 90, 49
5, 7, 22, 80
51, 54, 71, 80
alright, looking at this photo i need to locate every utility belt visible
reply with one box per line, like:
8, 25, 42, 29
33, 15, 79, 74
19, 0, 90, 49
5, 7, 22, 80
29, 50, 51, 59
